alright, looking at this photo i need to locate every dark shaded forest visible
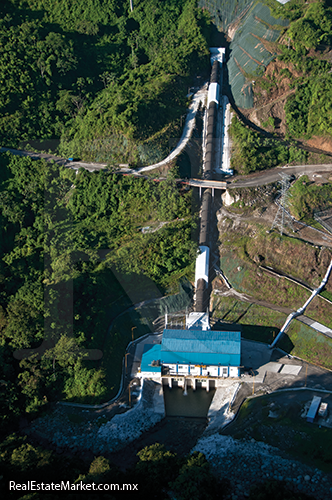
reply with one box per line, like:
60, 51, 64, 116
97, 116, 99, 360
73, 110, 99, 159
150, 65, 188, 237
0, 0, 211, 164
0, 152, 197, 423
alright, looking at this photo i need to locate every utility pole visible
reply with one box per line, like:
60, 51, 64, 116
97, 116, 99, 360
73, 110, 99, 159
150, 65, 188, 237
251, 369, 255, 395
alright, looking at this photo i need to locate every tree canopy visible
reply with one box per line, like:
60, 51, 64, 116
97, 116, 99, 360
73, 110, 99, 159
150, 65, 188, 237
0, 152, 196, 421
0, 0, 210, 165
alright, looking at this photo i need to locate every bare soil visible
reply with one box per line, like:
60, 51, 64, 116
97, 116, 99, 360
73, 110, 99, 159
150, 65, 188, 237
242, 56, 332, 157
307, 135, 332, 155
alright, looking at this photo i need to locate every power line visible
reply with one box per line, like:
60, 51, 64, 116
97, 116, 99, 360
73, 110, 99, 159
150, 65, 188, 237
271, 173, 295, 235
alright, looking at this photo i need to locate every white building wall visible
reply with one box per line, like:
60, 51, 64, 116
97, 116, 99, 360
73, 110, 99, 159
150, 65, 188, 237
177, 365, 189, 375
139, 371, 161, 380
209, 366, 219, 377
189, 365, 201, 376
166, 364, 177, 375
162, 363, 240, 378
229, 366, 239, 377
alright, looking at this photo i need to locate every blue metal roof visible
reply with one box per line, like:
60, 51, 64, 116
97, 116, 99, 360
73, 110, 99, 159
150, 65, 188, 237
140, 344, 162, 373
162, 330, 240, 353
161, 329, 241, 366
160, 350, 240, 366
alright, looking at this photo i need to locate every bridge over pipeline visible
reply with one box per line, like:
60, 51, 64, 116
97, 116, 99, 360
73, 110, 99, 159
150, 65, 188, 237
182, 178, 228, 197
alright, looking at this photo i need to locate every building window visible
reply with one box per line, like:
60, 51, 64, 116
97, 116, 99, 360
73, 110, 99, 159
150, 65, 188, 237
222, 367, 228, 375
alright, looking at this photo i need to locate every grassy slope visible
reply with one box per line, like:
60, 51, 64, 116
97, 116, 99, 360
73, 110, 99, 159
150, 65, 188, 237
215, 206, 332, 368
223, 392, 332, 472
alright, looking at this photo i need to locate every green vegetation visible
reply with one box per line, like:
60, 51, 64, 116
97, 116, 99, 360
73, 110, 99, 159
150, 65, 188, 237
219, 210, 332, 291
286, 321, 332, 369
211, 294, 332, 368
271, 0, 332, 140
216, 211, 332, 366
220, 246, 312, 310
0, 152, 196, 425
289, 175, 332, 220
0, 438, 228, 500
0, 0, 210, 164
0, 435, 316, 499
224, 392, 332, 472
229, 115, 308, 174
102, 283, 193, 396
212, 295, 286, 336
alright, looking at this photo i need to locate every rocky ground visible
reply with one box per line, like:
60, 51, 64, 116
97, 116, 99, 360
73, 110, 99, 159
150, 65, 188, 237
25, 380, 164, 457
24, 374, 332, 499
195, 433, 332, 500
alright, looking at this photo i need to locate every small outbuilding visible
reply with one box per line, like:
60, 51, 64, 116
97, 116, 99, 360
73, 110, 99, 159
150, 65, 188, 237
307, 396, 322, 423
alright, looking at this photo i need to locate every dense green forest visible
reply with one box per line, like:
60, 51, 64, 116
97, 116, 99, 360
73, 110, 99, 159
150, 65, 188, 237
0, 152, 196, 427
0, 436, 316, 500
0, 438, 227, 499
0, 0, 210, 164
229, 115, 308, 174
289, 175, 332, 220
228, 0, 332, 174
270, 0, 332, 140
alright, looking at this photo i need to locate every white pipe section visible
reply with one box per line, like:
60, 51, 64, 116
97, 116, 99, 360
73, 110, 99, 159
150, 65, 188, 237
270, 258, 332, 349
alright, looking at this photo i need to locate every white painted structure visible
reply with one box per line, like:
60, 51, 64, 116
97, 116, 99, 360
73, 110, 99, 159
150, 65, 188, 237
210, 47, 226, 65
221, 96, 233, 174
186, 312, 210, 331
194, 245, 210, 288
208, 82, 220, 108
164, 363, 239, 378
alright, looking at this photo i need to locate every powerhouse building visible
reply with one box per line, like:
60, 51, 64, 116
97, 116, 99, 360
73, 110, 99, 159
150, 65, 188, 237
139, 313, 241, 387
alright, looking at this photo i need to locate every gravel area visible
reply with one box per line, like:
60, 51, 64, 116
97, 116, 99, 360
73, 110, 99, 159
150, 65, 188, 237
26, 380, 164, 456
195, 433, 332, 500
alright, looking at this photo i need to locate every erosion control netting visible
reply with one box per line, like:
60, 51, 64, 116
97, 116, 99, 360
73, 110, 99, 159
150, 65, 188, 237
135, 280, 193, 327
199, 0, 254, 32
199, 1, 289, 108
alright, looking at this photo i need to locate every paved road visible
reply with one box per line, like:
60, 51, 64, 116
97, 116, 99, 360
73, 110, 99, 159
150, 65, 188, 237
228, 163, 332, 189
0, 146, 110, 172
2, 150, 332, 190
185, 178, 228, 189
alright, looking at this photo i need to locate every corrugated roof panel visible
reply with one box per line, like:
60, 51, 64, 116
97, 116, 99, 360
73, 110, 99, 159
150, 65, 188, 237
161, 329, 241, 360
163, 329, 240, 341
161, 339, 240, 354
160, 350, 241, 367
140, 344, 162, 373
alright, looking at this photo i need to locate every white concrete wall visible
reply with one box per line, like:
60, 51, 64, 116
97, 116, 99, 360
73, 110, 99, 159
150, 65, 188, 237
208, 82, 220, 108
209, 366, 219, 377
139, 371, 161, 381
178, 365, 189, 375
221, 96, 232, 173
195, 245, 210, 288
